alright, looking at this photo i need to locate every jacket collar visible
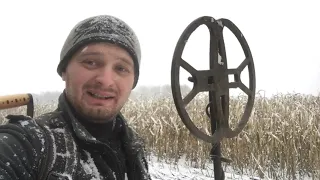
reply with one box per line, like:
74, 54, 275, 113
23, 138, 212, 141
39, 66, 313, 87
56, 91, 144, 156
57, 92, 102, 144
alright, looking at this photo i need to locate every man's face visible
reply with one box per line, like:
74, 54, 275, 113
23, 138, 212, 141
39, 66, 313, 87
62, 42, 135, 123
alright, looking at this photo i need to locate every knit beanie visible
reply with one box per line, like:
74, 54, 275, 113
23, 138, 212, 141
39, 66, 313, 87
57, 15, 141, 88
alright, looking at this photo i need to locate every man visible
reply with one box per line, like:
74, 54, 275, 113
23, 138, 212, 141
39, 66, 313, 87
0, 15, 151, 180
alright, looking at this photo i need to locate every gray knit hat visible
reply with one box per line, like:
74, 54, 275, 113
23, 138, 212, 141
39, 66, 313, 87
57, 15, 141, 88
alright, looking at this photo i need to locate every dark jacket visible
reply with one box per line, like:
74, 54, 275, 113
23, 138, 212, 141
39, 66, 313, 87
0, 93, 151, 180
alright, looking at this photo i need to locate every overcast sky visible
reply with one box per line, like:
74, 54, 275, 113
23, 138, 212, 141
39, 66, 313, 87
0, 0, 319, 97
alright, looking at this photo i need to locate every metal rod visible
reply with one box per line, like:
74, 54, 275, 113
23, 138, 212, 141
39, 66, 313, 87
209, 26, 225, 180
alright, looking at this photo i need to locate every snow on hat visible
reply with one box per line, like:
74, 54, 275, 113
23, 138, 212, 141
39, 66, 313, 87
57, 15, 141, 88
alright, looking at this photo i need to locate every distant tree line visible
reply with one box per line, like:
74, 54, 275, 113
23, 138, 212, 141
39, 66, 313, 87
31, 84, 192, 104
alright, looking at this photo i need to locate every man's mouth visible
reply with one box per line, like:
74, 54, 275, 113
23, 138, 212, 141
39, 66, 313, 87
87, 91, 114, 100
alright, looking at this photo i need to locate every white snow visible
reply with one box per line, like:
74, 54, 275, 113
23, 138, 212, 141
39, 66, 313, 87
53, 128, 65, 133
80, 150, 104, 180
61, 173, 73, 180
43, 125, 57, 169
20, 120, 29, 127
147, 155, 262, 180
217, 20, 223, 27
218, 53, 224, 65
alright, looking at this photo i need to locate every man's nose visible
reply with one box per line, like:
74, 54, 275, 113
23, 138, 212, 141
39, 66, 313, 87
96, 67, 117, 86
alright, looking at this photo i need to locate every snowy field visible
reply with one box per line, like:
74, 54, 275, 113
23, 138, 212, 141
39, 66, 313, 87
147, 156, 262, 180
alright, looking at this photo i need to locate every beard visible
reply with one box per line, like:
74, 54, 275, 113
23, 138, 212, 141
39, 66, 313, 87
74, 101, 116, 123
65, 81, 121, 123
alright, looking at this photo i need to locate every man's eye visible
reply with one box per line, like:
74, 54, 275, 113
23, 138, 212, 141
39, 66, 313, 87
116, 66, 129, 73
86, 60, 96, 65
83, 60, 97, 67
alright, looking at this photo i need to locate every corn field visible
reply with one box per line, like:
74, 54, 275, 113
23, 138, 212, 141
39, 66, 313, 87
1, 91, 320, 179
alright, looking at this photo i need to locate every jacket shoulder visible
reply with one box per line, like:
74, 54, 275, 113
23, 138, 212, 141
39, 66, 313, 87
1, 111, 74, 179
4, 111, 64, 134
0, 113, 59, 179
2, 111, 65, 157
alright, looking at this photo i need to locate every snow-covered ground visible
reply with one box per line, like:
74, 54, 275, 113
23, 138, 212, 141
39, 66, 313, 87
147, 156, 262, 180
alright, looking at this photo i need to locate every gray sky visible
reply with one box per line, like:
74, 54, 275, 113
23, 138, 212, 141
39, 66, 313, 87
0, 0, 319, 97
